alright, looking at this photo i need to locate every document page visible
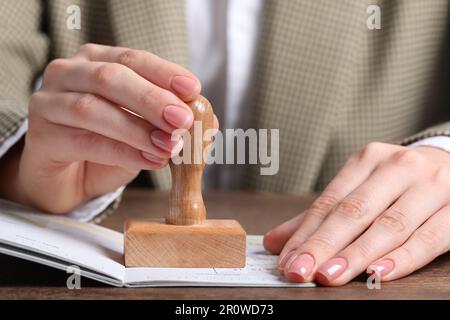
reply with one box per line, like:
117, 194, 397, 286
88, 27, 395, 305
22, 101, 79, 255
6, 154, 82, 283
125, 236, 314, 287
0, 200, 314, 288
0, 200, 125, 282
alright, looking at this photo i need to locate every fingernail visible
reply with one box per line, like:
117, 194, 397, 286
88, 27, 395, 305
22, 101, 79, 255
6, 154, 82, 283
141, 151, 166, 164
316, 257, 348, 282
163, 105, 193, 128
278, 250, 296, 271
368, 259, 395, 276
171, 75, 200, 98
151, 130, 182, 153
286, 253, 315, 282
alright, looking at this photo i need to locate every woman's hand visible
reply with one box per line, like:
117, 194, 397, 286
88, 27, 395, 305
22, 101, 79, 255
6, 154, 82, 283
263, 142, 450, 286
0, 43, 213, 214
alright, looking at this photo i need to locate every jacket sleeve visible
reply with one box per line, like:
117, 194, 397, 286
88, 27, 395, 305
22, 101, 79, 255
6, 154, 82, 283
401, 122, 450, 146
0, 0, 48, 145
0, 1, 125, 223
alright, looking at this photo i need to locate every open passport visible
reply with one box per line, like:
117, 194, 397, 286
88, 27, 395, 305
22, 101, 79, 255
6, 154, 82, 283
0, 199, 314, 288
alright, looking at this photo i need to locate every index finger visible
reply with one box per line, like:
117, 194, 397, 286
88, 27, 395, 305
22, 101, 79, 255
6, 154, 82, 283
76, 44, 201, 102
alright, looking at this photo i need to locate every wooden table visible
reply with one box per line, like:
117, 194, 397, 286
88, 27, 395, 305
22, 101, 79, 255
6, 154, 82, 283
1, 188, 449, 299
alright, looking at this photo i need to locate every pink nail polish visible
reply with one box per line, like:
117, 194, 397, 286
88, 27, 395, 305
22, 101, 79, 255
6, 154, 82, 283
151, 130, 181, 152
368, 259, 395, 276
141, 151, 165, 164
286, 253, 315, 282
163, 105, 193, 129
171, 76, 200, 97
278, 250, 296, 271
316, 257, 348, 282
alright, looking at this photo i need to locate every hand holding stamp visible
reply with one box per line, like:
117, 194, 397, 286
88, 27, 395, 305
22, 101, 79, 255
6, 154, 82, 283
124, 96, 247, 268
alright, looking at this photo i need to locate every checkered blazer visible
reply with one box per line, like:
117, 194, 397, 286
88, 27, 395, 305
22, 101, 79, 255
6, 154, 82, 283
1, 0, 449, 194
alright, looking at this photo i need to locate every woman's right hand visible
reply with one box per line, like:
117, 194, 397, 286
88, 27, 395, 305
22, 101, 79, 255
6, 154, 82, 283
0, 43, 203, 213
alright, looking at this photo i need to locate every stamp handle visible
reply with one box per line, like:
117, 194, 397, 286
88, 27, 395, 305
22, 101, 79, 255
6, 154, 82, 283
166, 96, 214, 225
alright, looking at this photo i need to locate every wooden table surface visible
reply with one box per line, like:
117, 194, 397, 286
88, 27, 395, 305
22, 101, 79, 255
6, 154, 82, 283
1, 188, 449, 299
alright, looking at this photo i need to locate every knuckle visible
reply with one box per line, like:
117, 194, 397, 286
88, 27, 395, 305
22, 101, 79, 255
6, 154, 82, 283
305, 208, 329, 221
44, 58, 70, 80
139, 88, 157, 107
334, 197, 367, 220
376, 209, 408, 233
110, 140, 129, 158
74, 131, 98, 151
118, 49, 140, 68
415, 228, 442, 254
430, 167, 450, 186
355, 142, 385, 161
308, 192, 340, 218
305, 236, 335, 254
94, 63, 123, 85
72, 94, 96, 120
351, 242, 373, 260
392, 149, 424, 168
78, 43, 97, 57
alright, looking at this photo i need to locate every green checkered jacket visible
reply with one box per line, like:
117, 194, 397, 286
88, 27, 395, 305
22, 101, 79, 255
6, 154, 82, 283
1, 0, 449, 194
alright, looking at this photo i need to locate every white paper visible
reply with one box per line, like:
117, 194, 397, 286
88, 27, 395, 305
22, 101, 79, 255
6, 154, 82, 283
0, 207, 314, 288
0, 209, 125, 281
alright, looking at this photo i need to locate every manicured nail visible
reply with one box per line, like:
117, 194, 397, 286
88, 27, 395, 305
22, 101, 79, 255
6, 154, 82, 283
278, 250, 296, 271
368, 259, 395, 276
141, 151, 166, 164
163, 105, 193, 129
171, 75, 200, 98
286, 253, 315, 282
151, 130, 182, 153
316, 257, 348, 282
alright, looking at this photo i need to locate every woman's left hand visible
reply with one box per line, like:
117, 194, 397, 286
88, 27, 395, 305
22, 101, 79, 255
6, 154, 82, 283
263, 142, 450, 286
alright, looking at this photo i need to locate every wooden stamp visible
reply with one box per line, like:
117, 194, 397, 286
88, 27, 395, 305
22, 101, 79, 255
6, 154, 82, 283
124, 96, 247, 268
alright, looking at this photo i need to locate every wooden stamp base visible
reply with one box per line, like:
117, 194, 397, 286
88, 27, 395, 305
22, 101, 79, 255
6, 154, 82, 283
124, 219, 247, 268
